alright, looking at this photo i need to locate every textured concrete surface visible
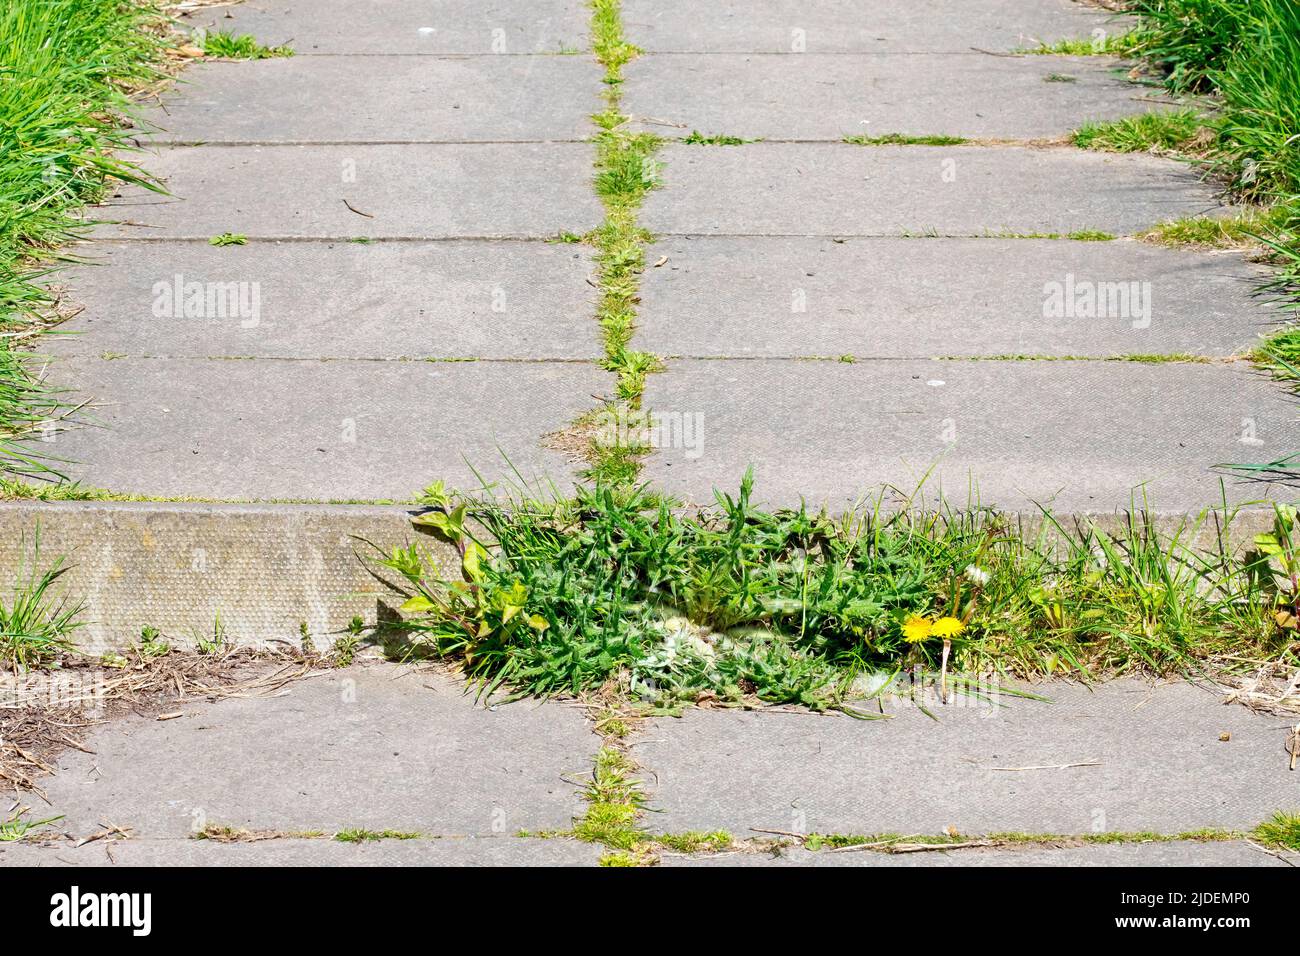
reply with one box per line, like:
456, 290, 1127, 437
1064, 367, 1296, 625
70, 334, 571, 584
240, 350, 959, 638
0, 502, 452, 651
44, 357, 602, 499
643, 145, 1222, 236
627, 54, 1158, 140
624, 0, 1128, 53
668, 842, 1290, 867
183, 0, 589, 55
641, 359, 1300, 510
638, 238, 1271, 358
93, 143, 601, 240
146, 57, 601, 143
0, 836, 604, 867
50, 240, 601, 360
32, 665, 595, 839
636, 680, 1296, 834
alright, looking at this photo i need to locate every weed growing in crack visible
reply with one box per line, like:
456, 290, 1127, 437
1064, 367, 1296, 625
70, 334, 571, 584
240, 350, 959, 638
565, 0, 664, 489
1251, 810, 1300, 850
681, 130, 753, 145
1141, 208, 1289, 249
333, 828, 421, 843
199, 30, 293, 60
843, 133, 968, 146
370, 472, 1298, 709
1023, 32, 1141, 56
1073, 109, 1216, 154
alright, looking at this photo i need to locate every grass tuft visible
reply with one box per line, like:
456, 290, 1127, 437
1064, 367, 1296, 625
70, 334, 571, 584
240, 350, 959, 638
843, 133, 968, 146
333, 828, 421, 843
1073, 109, 1216, 154
199, 30, 292, 60
1, 531, 83, 673
1141, 207, 1289, 249
682, 130, 753, 146
1251, 810, 1300, 850
1023, 32, 1142, 56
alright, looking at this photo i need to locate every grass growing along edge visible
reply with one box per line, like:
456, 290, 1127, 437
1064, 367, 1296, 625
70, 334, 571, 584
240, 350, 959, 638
0, 0, 178, 480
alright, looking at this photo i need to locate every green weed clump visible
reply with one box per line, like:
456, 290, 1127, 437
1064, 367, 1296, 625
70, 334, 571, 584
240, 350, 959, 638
843, 133, 968, 146
199, 30, 292, 60
0, 0, 171, 478
1, 532, 84, 673
1072, 109, 1214, 153
1251, 810, 1300, 850
371, 473, 1296, 708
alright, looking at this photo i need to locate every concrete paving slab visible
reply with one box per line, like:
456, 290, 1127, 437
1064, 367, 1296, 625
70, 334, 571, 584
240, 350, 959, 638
182, 0, 589, 55
145, 57, 601, 144
44, 356, 603, 499
640, 358, 1300, 511
667, 842, 1290, 867
31, 665, 595, 839
638, 238, 1272, 358
624, 0, 1128, 54
627, 54, 1158, 141
92, 143, 601, 240
642, 145, 1223, 237
49, 240, 601, 360
0, 835, 603, 867
636, 680, 1296, 835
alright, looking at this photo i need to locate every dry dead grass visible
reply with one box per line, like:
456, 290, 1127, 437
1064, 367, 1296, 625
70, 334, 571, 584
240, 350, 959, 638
0, 643, 322, 799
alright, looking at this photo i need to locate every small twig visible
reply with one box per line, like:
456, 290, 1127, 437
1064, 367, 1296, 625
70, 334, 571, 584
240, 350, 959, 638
887, 840, 996, 854
341, 198, 374, 219
986, 760, 1101, 772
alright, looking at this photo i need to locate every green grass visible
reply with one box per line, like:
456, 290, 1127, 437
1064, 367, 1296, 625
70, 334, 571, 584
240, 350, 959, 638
1251, 810, 1300, 850
1067, 230, 1117, 241
0, 811, 63, 842
1115, 3, 1300, 474
843, 133, 968, 146
0, 0, 172, 479
1, 531, 84, 673
199, 30, 292, 60
1023, 32, 1142, 56
802, 828, 1240, 851
208, 232, 246, 247
568, 0, 663, 488
1073, 108, 1215, 153
681, 130, 753, 145
333, 828, 421, 843
372, 472, 1297, 709
1141, 207, 1290, 248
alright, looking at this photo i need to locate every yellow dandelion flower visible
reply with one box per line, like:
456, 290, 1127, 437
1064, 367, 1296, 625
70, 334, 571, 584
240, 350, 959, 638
931, 616, 965, 638
901, 615, 933, 644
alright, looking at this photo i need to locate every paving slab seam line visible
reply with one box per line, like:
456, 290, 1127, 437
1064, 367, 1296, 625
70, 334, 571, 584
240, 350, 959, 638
154, 139, 595, 147
90, 235, 581, 244
656, 355, 1247, 363
90, 355, 602, 365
